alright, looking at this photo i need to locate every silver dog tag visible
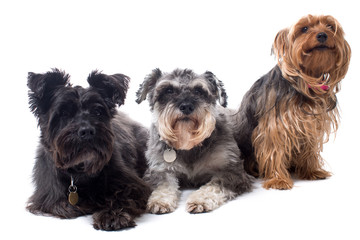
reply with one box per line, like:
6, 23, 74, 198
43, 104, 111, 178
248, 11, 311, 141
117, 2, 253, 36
163, 148, 176, 163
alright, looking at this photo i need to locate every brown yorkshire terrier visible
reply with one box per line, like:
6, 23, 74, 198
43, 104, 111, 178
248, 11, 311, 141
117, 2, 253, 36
232, 15, 351, 190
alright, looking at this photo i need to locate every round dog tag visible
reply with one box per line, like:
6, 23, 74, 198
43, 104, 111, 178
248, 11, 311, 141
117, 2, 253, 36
163, 149, 176, 163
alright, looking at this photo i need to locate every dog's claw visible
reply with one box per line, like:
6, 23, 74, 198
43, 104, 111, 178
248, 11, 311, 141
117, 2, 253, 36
147, 201, 176, 214
186, 203, 207, 214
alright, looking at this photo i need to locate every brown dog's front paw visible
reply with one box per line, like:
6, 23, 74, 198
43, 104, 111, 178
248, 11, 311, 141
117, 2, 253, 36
263, 178, 293, 190
92, 210, 136, 231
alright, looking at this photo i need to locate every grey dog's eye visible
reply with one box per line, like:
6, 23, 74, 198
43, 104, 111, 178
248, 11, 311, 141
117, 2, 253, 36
194, 86, 205, 95
165, 86, 174, 94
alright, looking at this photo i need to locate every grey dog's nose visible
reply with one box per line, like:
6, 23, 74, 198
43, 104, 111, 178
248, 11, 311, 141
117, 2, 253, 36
179, 102, 195, 115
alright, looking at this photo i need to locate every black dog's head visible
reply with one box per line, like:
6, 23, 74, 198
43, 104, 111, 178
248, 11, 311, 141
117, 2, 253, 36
28, 69, 130, 174
136, 68, 227, 150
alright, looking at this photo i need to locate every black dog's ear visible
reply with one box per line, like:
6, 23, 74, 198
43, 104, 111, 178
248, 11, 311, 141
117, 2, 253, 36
28, 69, 70, 117
87, 71, 130, 107
136, 68, 162, 104
203, 71, 228, 107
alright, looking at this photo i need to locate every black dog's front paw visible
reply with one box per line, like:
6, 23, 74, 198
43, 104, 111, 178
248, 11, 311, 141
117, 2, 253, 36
92, 209, 136, 231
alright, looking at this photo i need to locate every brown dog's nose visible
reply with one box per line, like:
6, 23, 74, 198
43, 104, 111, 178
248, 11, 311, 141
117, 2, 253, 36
316, 32, 328, 43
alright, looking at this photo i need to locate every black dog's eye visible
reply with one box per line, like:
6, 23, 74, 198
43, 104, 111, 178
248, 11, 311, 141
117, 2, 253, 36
301, 27, 309, 33
59, 106, 74, 118
93, 109, 102, 116
60, 110, 70, 118
91, 107, 104, 117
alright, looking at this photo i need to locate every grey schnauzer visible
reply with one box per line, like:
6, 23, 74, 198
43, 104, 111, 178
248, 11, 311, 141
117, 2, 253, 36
136, 68, 253, 214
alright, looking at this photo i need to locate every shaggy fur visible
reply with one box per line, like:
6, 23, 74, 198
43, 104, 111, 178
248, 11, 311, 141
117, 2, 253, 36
232, 15, 351, 190
136, 68, 253, 214
27, 69, 151, 230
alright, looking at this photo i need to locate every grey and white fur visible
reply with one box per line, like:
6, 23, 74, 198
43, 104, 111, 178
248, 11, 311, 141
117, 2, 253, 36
136, 68, 253, 214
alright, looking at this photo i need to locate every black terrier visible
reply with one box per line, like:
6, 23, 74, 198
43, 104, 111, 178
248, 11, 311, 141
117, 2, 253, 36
26, 69, 151, 231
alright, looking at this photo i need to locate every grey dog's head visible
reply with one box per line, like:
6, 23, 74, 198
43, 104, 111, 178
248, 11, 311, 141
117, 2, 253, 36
136, 68, 227, 150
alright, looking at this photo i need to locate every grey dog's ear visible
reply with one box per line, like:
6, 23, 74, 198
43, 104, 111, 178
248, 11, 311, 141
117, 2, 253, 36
203, 71, 228, 107
136, 68, 162, 104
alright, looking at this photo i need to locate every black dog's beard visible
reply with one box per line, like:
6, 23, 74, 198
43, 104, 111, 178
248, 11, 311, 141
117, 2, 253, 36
52, 125, 114, 175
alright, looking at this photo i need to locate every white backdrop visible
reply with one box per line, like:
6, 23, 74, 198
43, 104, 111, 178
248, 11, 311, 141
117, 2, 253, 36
1, 0, 359, 239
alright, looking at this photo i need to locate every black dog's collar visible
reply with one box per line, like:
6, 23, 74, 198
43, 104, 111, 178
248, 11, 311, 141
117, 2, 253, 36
68, 175, 78, 206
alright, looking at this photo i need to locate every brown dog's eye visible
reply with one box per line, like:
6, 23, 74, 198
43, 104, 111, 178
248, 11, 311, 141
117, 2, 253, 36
327, 24, 335, 31
301, 27, 308, 33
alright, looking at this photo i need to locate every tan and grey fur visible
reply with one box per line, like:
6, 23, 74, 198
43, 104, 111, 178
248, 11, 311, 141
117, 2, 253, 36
136, 69, 253, 214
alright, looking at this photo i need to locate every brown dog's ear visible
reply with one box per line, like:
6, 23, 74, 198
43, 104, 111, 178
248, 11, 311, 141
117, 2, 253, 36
336, 39, 351, 80
272, 28, 289, 62
136, 68, 162, 104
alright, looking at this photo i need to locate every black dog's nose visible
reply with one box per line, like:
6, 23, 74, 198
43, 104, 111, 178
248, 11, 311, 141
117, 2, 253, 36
179, 102, 195, 115
78, 126, 96, 139
316, 32, 328, 43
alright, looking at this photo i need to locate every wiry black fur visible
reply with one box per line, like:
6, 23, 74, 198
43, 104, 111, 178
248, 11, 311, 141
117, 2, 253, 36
27, 69, 150, 231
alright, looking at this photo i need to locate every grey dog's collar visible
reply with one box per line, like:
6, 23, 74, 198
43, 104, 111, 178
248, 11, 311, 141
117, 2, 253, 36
161, 141, 177, 163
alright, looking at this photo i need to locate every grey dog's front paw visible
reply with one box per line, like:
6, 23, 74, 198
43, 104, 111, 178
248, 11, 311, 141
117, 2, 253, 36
186, 191, 218, 214
146, 184, 179, 214
147, 200, 177, 214
186, 183, 235, 214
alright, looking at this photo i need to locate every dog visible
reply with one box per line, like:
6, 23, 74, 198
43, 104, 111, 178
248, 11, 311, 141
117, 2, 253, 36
27, 69, 151, 230
232, 15, 351, 190
136, 68, 253, 214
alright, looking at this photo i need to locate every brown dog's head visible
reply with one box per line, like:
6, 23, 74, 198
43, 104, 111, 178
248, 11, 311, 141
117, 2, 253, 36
273, 15, 351, 95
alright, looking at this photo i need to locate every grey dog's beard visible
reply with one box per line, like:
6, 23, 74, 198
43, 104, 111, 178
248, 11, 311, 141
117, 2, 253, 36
157, 105, 216, 150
